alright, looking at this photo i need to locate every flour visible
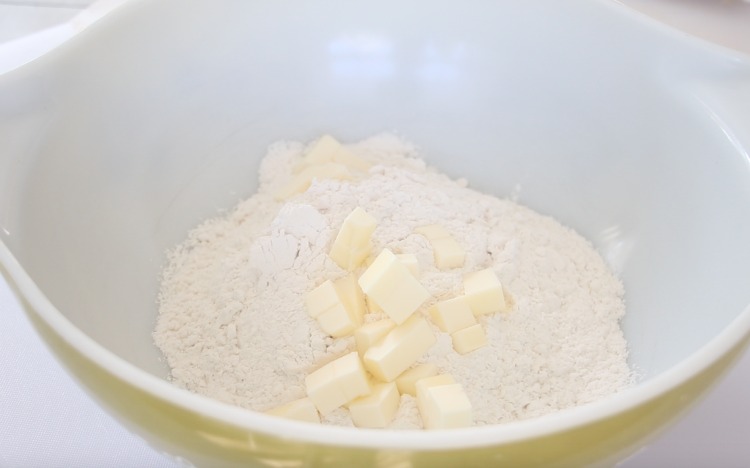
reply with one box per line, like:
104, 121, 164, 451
154, 133, 631, 428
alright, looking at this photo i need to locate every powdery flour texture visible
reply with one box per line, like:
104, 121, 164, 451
154, 134, 631, 429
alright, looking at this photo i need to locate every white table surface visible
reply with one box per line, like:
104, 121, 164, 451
1, 1, 749, 467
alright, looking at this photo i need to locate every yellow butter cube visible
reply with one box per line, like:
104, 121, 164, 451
363, 315, 436, 382
396, 253, 420, 278
414, 374, 456, 394
431, 237, 466, 269
464, 268, 507, 315
266, 398, 320, 424
305, 352, 370, 415
316, 303, 359, 338
348, 382, 400, 428
329, 207, 378, 270
451, 324, 487, 354
334, 275, 366, 326
417, 382, 472, 429
429, 296, 476, 333
305, 280, 339, 318
365, 295, 384, 314
275, 162, 352, 200
297, 135, 371, 173
395, 363, 438, 396
362, 255, 417, 310
358, 249, 430, 325
306, 277, 363, 338
415, 224, 465, 269
354, 319, 396, 356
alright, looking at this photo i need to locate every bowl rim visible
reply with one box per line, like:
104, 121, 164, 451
2, 0, 750, 452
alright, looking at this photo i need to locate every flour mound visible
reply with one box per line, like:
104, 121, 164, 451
154, 134, 631, 428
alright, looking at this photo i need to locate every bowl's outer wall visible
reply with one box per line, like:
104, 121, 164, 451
25, 301, 750, 467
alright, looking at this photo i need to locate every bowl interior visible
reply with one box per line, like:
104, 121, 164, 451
1, 0, 750, 392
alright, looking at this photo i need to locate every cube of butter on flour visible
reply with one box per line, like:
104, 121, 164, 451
266, 398, 320, 424
395, 363, 438, 396
363, 315, 436, 382
305, 352, 370, 415
358, 249, 430, 325
329, 207, 378, 270
429, 296, 477, 333
316, 303, 359, 338
334, 275, 366, 326
306, 278, 362, 338
297, 135, 371, 173
306, 280, 339, 318
415, 224, 465, 269
451, 324, 487, 355
431, 237, 466, 270
348, 382, 400, 429
416, 380, 472, 430
275, 162, 352, 200
463, 268, 507, 315
355, 319, 396, 356
396, 253, 420, 278
415, 374, 457, 394
365, 295, 384, 314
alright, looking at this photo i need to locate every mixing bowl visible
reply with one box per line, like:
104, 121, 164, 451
1, 0, 750, 466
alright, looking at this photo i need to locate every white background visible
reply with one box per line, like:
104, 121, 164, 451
1, 1, 749, 466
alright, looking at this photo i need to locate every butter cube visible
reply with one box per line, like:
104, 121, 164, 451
417, 382, 472, 429
431, 237, 466, 269
355, 319, 396, 356
306, 280, 339, 318
414, 374, 457, 393
305, 352, 370, 415
365, 295, 383, 314
358, 249, 430, 324
365, 253, 419, 278
451, 324, 487, 354
266, 398, 320, 424
348, 382, 400, 428
306, 277, 363, 338
275, 162, 352, 200
297, 135, 371, 173
329, 207, 378, 270
415, 224, 465, 269
429, 296, 476, 333
316, 303, 359, 338
395, 363, 438, 396
396, 253, 420, 278
363, 315, 436, 382
334, 275, 366, 326
464, 268, 507, 315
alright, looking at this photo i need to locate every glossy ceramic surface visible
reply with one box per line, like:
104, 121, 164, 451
1, 0, 749, 466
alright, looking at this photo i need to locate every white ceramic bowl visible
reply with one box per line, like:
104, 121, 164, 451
1, 1, 750, 466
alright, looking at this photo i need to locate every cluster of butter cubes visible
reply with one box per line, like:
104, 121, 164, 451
430, 268, 508, 355
266, 147, 511, 429
274, 135, 371, 200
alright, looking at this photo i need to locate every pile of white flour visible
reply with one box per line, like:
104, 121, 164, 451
154, 134, 631, 428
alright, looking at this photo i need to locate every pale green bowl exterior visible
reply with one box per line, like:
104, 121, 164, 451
24, 302, 749, 468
